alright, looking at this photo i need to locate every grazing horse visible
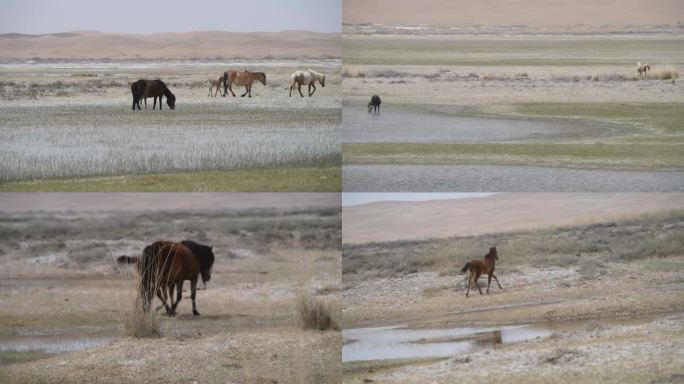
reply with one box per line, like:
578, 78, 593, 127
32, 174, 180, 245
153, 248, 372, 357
368, 95, 381, 114
289, 69, 326, 97
208, 77, 223, 97
637, 62, 651, 79
117, 240, 213, 316
222, 70, 267, 97
459, 247, 503, 298
131, 79, 176, 110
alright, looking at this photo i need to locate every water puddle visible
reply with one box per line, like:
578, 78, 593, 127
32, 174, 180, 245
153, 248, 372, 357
0, 335, 113, 354
342, 324, 551, 362
343, 108, 625, 144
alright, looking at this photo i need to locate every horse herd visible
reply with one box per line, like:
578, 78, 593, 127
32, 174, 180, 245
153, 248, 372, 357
132, 69, 327, 110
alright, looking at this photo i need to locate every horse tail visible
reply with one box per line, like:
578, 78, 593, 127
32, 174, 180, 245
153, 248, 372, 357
140, 245, 156, 309
117, 255, 139, 265
460, 262, 470, 273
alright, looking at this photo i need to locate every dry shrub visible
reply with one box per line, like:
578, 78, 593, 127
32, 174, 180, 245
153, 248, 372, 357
116, 268, 162, 338
295, 291, 340, 331
647, 66, 679, 80
342, 66, 366, 78
118, 297, 161, 338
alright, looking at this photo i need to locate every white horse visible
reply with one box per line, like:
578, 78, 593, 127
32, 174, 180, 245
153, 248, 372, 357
289, 69, 326, 97
637, 62, 651, 79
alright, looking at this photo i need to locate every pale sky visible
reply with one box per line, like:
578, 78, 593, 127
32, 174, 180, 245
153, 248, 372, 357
342, 193, 494, 207
0, 0, 341, 34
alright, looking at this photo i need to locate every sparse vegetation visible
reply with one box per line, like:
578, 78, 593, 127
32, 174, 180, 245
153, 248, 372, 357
343, 210, 684, 277
295, 291, 340, 331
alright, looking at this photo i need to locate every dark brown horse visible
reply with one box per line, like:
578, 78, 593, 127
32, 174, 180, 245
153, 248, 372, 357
459, 247, 503, 297
131, 79, 176, 110
222, 70, 266, 97
117, 240, 213, 315
368, 95, 381, 114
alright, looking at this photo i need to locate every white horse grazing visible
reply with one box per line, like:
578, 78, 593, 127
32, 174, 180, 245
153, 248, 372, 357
637, 62, 651, 79
289, 69, 326, 97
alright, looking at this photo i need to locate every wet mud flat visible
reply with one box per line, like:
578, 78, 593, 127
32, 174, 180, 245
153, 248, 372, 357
343, 164, 684, 192
343, 106, 628, 144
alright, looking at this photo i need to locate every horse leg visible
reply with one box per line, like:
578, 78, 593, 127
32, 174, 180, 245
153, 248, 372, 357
170, 282, 182, 316
474, 272, 483, 295
487, 274, 492, 294
309, 83, 316, 97
289, 82, 294, 97
298, 84, 304, 97
241, 85, 248, 97
190, 279, 200, 316
493, 274, 503, 290
465, 270, 471, 298
156, 286, 172, 315
159, 96, 163, 110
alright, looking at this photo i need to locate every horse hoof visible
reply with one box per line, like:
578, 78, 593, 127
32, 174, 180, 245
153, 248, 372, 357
193, 311, 200, 316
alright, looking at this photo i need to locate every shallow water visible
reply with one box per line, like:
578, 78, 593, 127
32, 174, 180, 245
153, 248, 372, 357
343, 164, 684, 192
342, 324, 551, 362
343, 107, 625, 144
0, 335, 113, 354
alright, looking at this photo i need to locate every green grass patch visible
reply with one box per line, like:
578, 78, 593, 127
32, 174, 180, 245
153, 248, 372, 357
343, 357, 448, 375
343, 143, 684, 171
0, 350, 52, 366
0, 312, 118, 335
344, 37, 684, 67
0, 167, 341, 192
515, 103, 684, 133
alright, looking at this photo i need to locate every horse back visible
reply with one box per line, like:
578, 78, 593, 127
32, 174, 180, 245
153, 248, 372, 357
469, 259, 494, 274
146, 241, 199, 283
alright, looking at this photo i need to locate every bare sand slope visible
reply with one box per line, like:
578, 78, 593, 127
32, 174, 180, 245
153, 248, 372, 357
0, 30, 341, 60
343, 193, 684, 244
0, 192, 339, 212
343, 0, 684, 26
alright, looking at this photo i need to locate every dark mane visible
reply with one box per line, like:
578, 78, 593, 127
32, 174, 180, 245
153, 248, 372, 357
484, 247, 497, 259
181, 240, 215, 282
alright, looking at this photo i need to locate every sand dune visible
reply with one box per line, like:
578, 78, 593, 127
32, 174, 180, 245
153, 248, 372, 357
343, 0, 684, 26
0, 30, 341, 60
343, 193, 684, 244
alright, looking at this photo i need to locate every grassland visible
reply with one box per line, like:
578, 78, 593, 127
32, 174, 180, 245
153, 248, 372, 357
342, 27, 684, 188
0, 166, 340, 192
343, 37, 684, 67
344, 142, 684, 170
0, 202, 341, 383
0, 61, 341, 192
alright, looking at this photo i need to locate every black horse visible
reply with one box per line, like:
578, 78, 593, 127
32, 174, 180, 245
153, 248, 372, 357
368, 95, 381, 114
181, 240, 215, 288
131, 79, 176, 111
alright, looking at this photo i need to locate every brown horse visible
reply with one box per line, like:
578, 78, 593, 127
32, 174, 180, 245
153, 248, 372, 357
131, 79, 176, 110
459, 247, 503, 298
117, 240, 211, 316
208, 77, 223, 97
222, 70, 266, 97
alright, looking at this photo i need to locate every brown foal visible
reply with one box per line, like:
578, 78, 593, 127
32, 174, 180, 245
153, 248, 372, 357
460, 247, 503, 298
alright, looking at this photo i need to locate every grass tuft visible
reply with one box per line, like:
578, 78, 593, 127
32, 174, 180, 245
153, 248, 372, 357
295, 291, 340, 331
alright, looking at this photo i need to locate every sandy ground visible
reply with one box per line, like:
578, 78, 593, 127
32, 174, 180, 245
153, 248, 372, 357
341, 202, 684, 383
0, 192, 339, 212
343, 0, 684, 26
343, 193, 684, 244
0, 30, 340, 60
0, 197, 341, 383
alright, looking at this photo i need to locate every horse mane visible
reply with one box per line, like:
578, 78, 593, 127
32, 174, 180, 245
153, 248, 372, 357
484, 247, 497, 259
307, 69, 325, 77
181, 240, 215, 278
